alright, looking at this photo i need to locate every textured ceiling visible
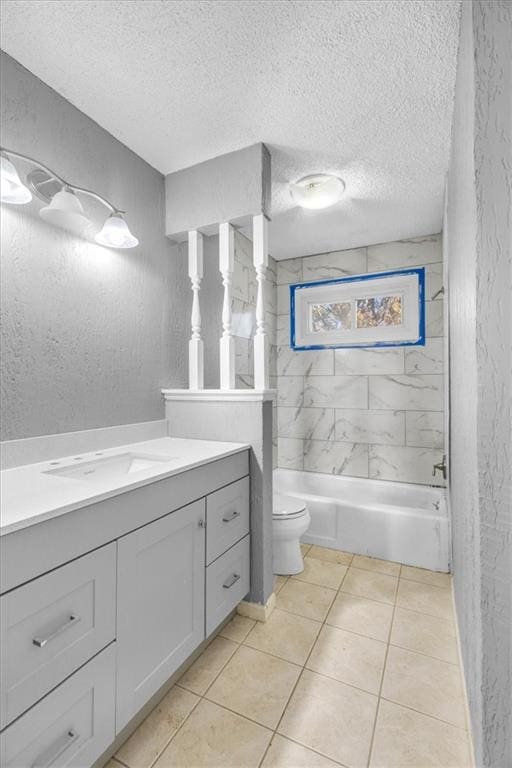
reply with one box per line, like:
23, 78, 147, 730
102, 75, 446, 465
0, 0, 460, 259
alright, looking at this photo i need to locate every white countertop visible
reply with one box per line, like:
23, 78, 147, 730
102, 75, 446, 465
0, 437, 249, 536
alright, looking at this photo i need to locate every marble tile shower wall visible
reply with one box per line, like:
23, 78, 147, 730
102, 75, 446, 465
275, 235, 445, 486
232, 232, 277, 390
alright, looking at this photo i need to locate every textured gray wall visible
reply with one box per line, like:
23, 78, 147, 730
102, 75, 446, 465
0, 53, 189, 440
165, 144, 271, 239
446, 2, 511, 766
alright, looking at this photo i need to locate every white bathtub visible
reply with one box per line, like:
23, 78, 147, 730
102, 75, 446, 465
274, 469, 450, 572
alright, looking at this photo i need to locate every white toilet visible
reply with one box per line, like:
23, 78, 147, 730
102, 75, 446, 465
273, 494, 311, 575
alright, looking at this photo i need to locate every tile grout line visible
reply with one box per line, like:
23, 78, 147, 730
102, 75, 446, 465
276, 558, 462, 765
146, 693, 202, 768
257, 554, 355, 768
142, 638, 243, 767
116, 548, 457, 768
365, 564, 401, 768
377, 695, 470, 733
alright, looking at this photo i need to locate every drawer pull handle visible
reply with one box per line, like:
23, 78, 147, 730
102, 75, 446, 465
33, 614, 81, 648
222, 509, 240, 523
32, 729, 79, 768
223, 573, 240, 589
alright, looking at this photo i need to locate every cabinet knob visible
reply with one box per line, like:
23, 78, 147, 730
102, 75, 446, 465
198, 519, 206, 528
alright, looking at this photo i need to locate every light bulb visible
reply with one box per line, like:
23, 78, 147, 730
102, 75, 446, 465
95, 213, 139, 249
0, 154, 32, 204
290, 174, 345, 210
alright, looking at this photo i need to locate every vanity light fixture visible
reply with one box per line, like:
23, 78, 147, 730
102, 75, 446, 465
0, 147, 139, 249
40, 187, 91, 231
95, 212, 139, 249
290, 173, 345, 210
0, 152, 32, 204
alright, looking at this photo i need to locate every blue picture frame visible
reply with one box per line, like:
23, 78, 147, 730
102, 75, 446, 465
290, 267, 425, 350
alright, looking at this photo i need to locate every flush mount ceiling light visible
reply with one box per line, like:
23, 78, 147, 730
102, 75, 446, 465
290, 173, 345, 210
0, 147, 139, 249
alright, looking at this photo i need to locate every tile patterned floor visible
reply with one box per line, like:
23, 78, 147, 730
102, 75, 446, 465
108, 545, 472, 768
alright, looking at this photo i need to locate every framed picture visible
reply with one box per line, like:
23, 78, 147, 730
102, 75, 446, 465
290, 267, 425, 350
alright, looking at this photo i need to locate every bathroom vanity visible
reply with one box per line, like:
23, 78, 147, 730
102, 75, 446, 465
0, 438, 251, 768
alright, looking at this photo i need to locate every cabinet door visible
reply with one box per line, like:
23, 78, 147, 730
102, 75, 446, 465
116, 499, 205, 731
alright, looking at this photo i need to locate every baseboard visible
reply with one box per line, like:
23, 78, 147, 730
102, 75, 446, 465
451, 579, 476, 767
237, 592, 276, 622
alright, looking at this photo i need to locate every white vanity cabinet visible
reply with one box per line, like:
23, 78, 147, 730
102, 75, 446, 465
116, 498, 206, 731
0, 448, 251, 768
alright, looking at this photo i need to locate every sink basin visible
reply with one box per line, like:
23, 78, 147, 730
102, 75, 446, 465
44, 452, 180, 482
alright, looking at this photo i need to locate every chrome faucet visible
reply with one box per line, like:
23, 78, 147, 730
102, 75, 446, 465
432, 454, 447, 480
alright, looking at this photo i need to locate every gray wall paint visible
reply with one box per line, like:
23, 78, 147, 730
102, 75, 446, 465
0, 53, 189, 441
446, 2, 511, 766
275, 236, 445, 486
165, 144, 271, 239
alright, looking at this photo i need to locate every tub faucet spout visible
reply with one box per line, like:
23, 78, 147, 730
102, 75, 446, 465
432, 454, 447, 480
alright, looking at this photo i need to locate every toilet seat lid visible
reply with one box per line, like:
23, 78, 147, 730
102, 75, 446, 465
273, 494, 306, 518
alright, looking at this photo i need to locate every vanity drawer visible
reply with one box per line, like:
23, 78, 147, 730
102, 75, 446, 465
0, 543, 116, 728
206, 535, 250, 635
0, 643, 115, 768
206, 476, 250, 564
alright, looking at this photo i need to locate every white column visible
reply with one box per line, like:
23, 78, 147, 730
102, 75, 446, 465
188, 230, 204, 390
219, 222, 235, 389
253, 214, 269, 390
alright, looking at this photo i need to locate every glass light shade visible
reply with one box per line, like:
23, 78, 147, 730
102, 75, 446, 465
40, 188, 91, 230
95, 213, 139, 249
290, 174, 345, 210
0, 154, 32, 204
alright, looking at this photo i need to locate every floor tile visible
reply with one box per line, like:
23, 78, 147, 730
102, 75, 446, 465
401, 565, 451, 589
277, 579, 337, 622
352, 554, 401, 576
391, 607, 459, 664
154, 699, 271, 768
116, 686, 199, 768
341, 567, 398, 605
292, 557, 347, 589
244, 607, 322, 665
381, 645, 466, 728
206, 645, 301, 729
278, 669, 378, 767
300, 543, 312, 556
396, 579, 454, 620
178, 636, 238, 695
219, 614, 256, 643
261, 735, 341, 767
307, 624, 387, 694
326, 592, 394, 642
370, 699, 471, 767
274, 575, 288, 594
307, 545, 353, 566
